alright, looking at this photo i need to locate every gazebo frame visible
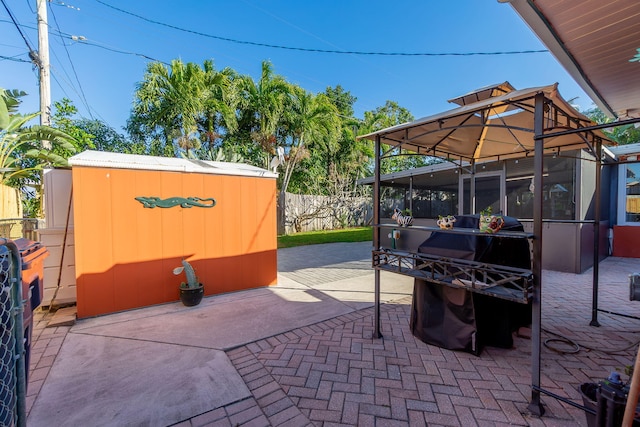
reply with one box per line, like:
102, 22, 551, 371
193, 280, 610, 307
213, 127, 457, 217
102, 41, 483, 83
360, 84, 640, 415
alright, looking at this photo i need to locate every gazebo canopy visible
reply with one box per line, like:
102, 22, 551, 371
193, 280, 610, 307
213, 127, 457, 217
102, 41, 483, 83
359, 83, 612, 162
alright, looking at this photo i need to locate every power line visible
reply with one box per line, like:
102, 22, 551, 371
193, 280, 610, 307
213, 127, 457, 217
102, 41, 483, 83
49, 64, 109, 124
24, 0, 35, 14
1, 0, 38, 64
0, 53, 31, 63
95, 0, 549, 57
1, 19, 168, 65
77, 40, 169, 65
49, 2, 93, 118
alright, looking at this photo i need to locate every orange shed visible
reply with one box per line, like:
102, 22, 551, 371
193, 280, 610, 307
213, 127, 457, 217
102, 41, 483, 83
68, 151, 278, 318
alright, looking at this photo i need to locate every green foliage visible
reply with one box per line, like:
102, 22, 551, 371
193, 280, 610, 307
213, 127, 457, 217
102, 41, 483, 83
279, 86, 341, 194
51, 98, 95, 153
1, 88, 78, 217
129, 59, 230, 157
277, 227, 372, 248
357, 101, 439, 174
237, 61, 290, 150
74, 118, 134, 153
125, 57, 420, 198
286, 85, 371, 195
1, 89, 77, 185
585, 107, 640, 145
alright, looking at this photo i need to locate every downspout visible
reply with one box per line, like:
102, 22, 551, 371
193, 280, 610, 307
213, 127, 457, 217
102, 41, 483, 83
590, 139, 602, 327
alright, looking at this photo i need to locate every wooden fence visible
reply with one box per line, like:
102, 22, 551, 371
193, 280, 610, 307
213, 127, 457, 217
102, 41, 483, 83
0, 184, 21, 220
280, 192, 372, 235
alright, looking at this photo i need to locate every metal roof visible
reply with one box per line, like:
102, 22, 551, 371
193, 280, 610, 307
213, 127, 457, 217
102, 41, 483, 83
68, 150, 278, 179
505, 0, 640, 119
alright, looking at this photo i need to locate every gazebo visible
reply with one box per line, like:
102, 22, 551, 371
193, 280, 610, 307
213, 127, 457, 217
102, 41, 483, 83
359, 82, 611, 415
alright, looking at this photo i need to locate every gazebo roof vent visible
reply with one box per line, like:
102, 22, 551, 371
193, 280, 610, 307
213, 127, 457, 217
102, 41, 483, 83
447, 81, 516, 106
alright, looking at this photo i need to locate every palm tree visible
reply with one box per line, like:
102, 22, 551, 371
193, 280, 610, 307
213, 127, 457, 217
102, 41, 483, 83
132, 59, 208, 157
199, 62, 238, 158
279, 86, 339, 195
236, 61, 290, 157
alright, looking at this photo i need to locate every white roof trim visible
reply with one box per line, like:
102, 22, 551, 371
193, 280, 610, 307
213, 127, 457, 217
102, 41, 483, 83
68, 150, 278, 179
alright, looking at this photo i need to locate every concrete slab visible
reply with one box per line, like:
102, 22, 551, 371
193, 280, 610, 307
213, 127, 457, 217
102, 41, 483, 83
70, 286, 357, 350
28, 333, 249, 426
46, 306, 77, 327
277, 241, 373, 273
310, 271, 414, 310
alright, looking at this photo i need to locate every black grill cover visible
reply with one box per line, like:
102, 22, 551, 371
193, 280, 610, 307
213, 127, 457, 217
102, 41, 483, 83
410, 214, 532, 355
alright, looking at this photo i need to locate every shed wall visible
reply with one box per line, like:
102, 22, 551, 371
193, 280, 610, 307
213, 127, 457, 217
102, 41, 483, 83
72, 166, 277, 318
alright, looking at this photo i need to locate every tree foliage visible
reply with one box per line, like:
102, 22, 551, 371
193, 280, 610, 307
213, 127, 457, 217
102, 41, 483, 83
358, 100, 440, 174
279, 86, 340, 195
1, 88, 78, 217
585, 108, 640, 145
122, 59, 418, 199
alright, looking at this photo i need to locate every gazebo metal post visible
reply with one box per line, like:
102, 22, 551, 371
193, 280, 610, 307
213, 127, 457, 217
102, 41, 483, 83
590, 138, 602, 327
409, 176, 413, 214
528, 92, 545, 416
470, 161, 476, 213
374, 135, 382, 339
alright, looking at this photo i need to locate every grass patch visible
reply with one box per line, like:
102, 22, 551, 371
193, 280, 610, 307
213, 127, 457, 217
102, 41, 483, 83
278, 227, 372, 248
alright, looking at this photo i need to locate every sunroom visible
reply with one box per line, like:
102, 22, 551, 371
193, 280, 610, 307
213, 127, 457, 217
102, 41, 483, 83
358, 82, 613, 273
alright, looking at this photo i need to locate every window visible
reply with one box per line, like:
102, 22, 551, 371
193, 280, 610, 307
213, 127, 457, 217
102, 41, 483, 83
505, 156, 575, 220
380, 186, 408, 218
460, 172, 504, 215
412, 188, 458, 218
618, 162, 640, 225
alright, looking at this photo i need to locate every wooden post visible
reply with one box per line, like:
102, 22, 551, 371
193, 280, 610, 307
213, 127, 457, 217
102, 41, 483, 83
623, 344, 640, 426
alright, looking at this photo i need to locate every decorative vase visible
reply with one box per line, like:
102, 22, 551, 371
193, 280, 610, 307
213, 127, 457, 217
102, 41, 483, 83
479, 214, 504, 233
179, 284, 204, 307
437, 215, 456, 229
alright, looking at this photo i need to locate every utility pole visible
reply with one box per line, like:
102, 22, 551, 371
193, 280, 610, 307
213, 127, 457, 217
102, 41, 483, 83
36, 0, 51, 149
36, 0, 51, 221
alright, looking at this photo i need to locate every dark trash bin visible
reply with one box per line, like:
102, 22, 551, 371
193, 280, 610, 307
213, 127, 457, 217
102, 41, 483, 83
580, 374, 640, 427
12, 238, 48, 386
579, 382, 598, 427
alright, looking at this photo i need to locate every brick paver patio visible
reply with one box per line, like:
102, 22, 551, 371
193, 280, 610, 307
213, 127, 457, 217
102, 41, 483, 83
186, 259, 640, 426
27, 250, 640, 426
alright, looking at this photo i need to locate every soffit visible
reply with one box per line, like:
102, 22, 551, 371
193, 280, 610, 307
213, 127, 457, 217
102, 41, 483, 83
507, 0, 640, 119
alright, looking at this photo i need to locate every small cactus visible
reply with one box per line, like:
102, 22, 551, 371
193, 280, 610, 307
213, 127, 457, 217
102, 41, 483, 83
173, 259, 200, 289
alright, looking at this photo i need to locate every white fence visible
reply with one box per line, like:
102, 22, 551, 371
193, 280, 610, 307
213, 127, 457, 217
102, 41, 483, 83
280, 192, 372, 235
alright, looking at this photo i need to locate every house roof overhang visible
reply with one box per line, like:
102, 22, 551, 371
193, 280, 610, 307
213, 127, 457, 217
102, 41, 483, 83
504, 0, 640, 120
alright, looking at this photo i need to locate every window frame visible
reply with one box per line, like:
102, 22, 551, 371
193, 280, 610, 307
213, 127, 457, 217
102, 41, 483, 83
617, 161, 640, 226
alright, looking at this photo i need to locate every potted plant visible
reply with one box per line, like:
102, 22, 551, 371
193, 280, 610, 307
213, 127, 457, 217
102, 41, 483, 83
173, 259, 204, 307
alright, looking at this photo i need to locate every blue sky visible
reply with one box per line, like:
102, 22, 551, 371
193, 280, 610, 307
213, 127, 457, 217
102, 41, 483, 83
2, 0, 594, 133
